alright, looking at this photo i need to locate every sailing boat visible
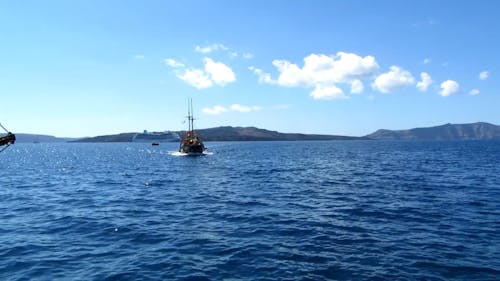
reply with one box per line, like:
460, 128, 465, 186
179, 99, 206, 155
0, 123, 16, 153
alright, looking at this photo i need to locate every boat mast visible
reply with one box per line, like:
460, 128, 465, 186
187, 99, 190, 132
190, 98, 194, 132
186, 98, 195, 134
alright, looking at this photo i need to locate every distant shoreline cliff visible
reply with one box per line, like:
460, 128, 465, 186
72, 127, 367, 143
365, 122, 500, 140
12, 122, 500, 143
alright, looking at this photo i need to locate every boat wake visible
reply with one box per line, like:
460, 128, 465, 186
169, 151, 213, 156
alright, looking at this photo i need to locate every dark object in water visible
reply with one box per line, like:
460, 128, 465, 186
152, 142, 159, 146
0, 123, 16, 153
0, 132, 15, 146
179, 99, 205, 156
179, 132, 205, 155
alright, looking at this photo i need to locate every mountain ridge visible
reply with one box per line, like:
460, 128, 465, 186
73, 126, 367, 142
11, 134, 77, 143
9, 122, 500, 143
365, 122, 500, 140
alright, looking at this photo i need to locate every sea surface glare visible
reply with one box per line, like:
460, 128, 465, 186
0, 141, 499, 280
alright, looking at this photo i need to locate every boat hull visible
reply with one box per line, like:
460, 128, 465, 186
0, 133, 15, 146
179, 136, 205, 156
179, 143, 205, 155
178, 99, 206, 156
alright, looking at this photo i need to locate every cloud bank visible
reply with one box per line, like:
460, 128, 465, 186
250, 51, 482, 99
166, 45, 481, 100
251, 52, 380, 99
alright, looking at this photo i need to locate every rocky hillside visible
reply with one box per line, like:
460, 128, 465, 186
12, 134, 76, 143
73, 127, 366, 142
72, 133, 138, 142
366, 122, 500, 140
194, 126, 366, 141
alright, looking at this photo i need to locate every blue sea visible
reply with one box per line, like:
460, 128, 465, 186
0, 141, 499, 280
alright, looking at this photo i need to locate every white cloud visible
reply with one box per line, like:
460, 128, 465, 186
423, 58, 431, 64
271, 52, 379, 87
202, 104, 261, 115
194, 43, 251, 60
479, 71, 489, 80
276, 53, 377, 86
202, 105, 228, 115
134, 54, 145, 59
164, 58, 185, 68
469, 89, 480, 95
416, 72, 432, 91
230, 104, 262, 112
310, 85, 348, 100
204, 58, 236, 86
372, 66, 415, 93
249, 66, 274, 84
272, 59, 304, 86
350, 80, 364, 94
178, 69, 213, 89
165, 57, 235, 89
243, 53, 254, 59
439, 80, 460, 97
195, 44, 228, 54
328, 52, 379, 82
256, 52, 379, 99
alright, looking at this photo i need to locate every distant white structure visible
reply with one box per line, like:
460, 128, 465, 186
132, 131, 180, 143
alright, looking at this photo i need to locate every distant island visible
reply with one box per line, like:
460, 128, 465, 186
13, 122, 500, 143
13, 134, 77, 143
72, 126, 368, 143
366, 122, 500, 140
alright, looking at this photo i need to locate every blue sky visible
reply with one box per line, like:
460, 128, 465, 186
1, 0, 499, 137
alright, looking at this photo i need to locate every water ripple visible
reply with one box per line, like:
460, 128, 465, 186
0, 141, 499, 280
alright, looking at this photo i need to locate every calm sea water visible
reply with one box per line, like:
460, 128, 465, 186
0, 141, 499, 280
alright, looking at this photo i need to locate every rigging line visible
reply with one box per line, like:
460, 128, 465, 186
0, 144, 9, 153
0, 123, 10, 133
187, 98, 191, 132
190, 98, 194, 131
